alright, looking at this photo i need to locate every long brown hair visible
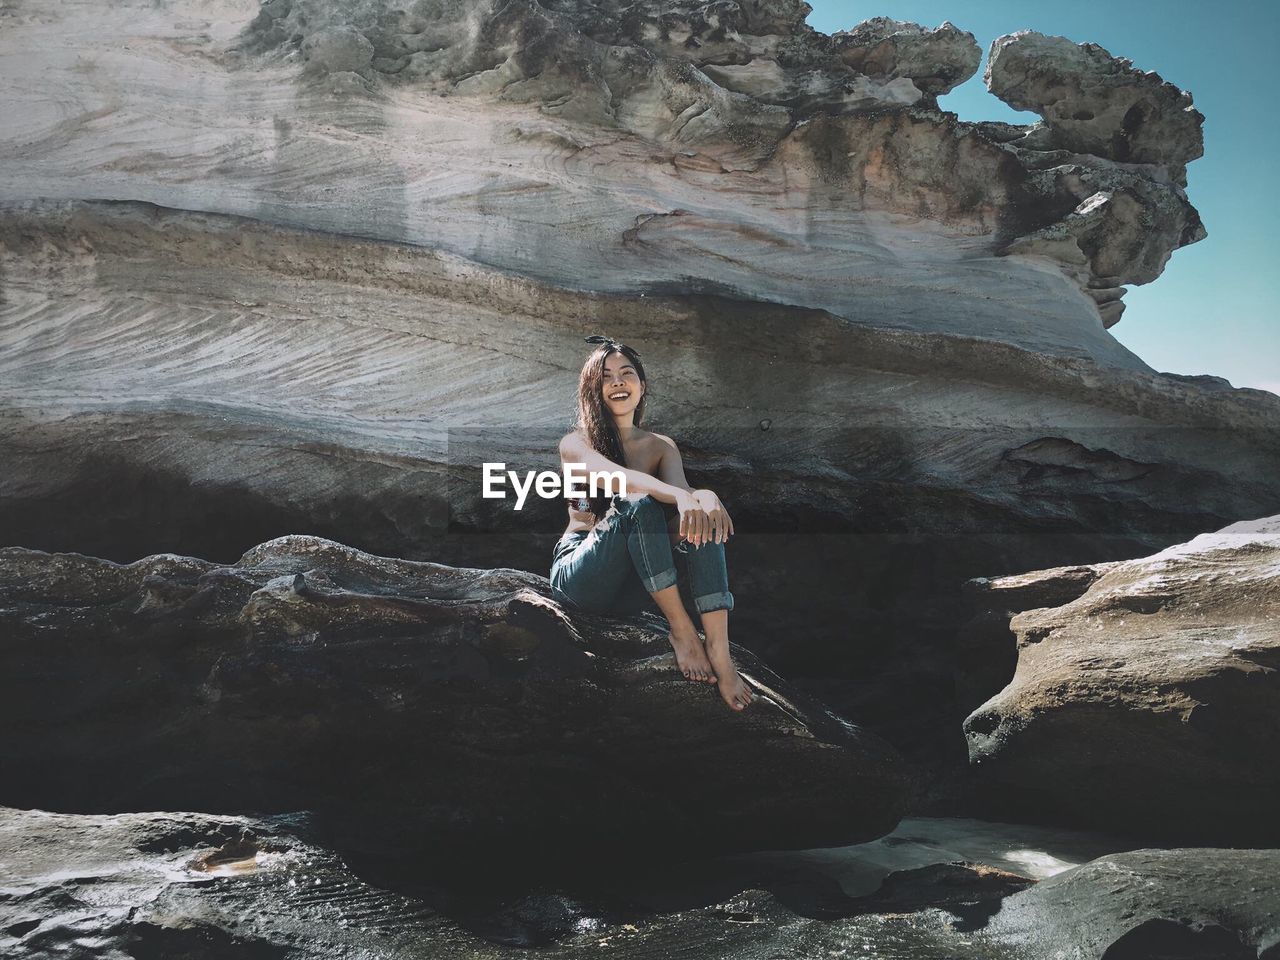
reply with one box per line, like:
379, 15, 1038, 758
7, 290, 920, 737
573, 338, 649, 521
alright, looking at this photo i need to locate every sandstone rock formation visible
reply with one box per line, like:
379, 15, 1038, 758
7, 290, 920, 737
1, 1, 1209, 351
964, 515, 1280, 843
0, 534, 908, 864
229, 0, 1203, 329
955, 560, 1125, 716
2, 1, 1275, 784
979, 31, 1206, 323
832, 18, 981, 101
986, 32, 1205, 171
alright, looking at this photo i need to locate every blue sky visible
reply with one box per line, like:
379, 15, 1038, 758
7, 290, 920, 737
806, 1, 1278, 395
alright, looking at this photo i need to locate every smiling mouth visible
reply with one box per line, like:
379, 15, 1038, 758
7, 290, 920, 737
609, 392, 630, 401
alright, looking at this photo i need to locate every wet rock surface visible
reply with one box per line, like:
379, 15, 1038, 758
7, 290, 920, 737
986, 848, 1280, 960
0, 805, 1039, 959
5, 805, 1273, 960
0, 805, 1022, 959
0, 534, 908, 866
965, 515, 1280, 844
0, 805, 561, 958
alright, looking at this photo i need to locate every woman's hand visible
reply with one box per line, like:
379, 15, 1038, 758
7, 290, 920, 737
693, 489, 734, 545
674, 489, 711, 547
681, 489, 733, 547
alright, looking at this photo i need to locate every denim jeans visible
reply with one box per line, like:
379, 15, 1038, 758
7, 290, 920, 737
549, 493, 734, 617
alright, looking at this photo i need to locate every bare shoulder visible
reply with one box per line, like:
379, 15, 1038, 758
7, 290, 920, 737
644, 432, 684, 473
647, 430, 678, 454
559, 429, 586, 450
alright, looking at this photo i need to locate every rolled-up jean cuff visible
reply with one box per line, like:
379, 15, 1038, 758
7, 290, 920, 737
642, 566, 679, 593
694, 591, 734, 614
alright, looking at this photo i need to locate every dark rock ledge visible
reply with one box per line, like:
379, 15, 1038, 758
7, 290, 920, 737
0, 534, 908, 870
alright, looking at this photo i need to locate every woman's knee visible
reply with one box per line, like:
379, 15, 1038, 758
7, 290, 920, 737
619, 493, 663, 522
632, 496, 665, 519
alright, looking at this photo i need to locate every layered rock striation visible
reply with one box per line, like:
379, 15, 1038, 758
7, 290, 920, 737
230, 0, 1203, 328
3, 0, 1207, 350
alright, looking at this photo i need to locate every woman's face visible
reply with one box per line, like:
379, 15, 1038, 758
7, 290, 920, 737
601, 351, 644, 416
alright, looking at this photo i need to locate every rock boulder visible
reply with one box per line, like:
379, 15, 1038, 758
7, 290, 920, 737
965, 515, 1280, 843
987, 848, 1280, 959
0, 534, 909, 865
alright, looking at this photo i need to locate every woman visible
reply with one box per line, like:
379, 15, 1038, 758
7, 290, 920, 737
549, 334, 753, 712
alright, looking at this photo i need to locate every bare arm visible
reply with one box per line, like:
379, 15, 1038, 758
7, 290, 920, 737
654, 433, 695, 494
558, 432, 688, 506
654, 433, 734, 544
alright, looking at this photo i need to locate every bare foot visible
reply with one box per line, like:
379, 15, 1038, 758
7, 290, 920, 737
667, 627, 717, 683
703, 636, 753, 711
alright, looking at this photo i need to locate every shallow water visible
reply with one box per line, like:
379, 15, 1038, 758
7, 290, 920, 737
724, 815, 1141, 894
435, 815, 1149, 957
337, 814, 1146, 956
